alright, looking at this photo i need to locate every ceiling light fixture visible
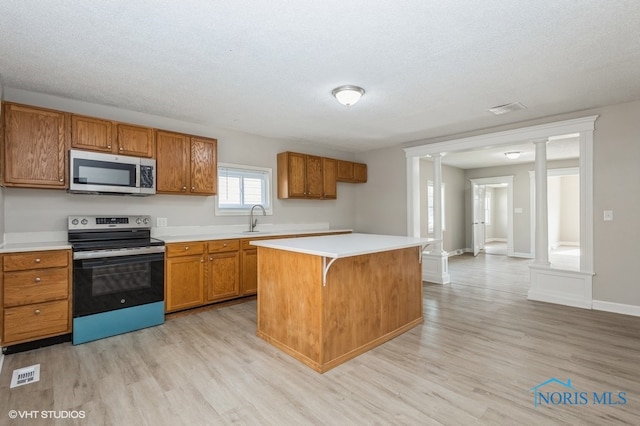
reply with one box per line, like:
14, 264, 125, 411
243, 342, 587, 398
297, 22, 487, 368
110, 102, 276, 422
332, 85, 365, 106
504, 151, 522, 160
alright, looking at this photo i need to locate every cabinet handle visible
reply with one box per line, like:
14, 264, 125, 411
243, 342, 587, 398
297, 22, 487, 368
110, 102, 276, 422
35, 277, 41, 283
200, 258, 204, 263
107, 145, 112, 149
59, 178, 64, 182
191, 186, 195, 190
223, 243, 227, 247
209, 257, 213, 261
185, 246, 189, 250
34, 309, 41, 315
119, 147, 124, 151
34, 258, 41, 263
182, 186, 187, 191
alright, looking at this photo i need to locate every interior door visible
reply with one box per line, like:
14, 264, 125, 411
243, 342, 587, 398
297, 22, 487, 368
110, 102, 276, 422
472, 183, 486, 256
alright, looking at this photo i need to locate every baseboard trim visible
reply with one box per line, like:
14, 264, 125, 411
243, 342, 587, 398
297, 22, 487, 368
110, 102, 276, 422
592, 300, 640, 317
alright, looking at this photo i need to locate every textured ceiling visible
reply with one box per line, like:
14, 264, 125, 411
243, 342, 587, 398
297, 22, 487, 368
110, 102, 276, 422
1, 1, 640, 153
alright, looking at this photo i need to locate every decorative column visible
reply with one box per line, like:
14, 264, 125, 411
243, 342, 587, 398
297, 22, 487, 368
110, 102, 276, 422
533, 139, 550, 266
421, 153, 450, 284
432, 153, 445, 254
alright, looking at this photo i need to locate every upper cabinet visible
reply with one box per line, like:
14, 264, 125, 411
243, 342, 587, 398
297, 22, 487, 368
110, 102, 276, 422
277, 152, 360, 200
71, 115, 154, 158
337, 160, 367, 183
156, 131, 217, 195
2, 103, 69, 189
277, 151, 324, 199
322, 157, 337, 199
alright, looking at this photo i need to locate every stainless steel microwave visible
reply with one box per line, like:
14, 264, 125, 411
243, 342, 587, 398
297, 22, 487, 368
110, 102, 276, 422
69, 149, 156, 195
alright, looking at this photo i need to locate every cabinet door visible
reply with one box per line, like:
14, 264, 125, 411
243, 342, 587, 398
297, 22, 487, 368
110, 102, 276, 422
156, 131, 190, 193
305, 155, 323, 198
287, 152, 307, 198
165, 254, 205, 312
207, 251, 240, 302
3, 103, 68, 188
71, 115, 113, 153
353, 162, 368, 183
322, 157, 337, 199
337, 160, 354, 181
190, 137, 217, 195
116, 124, 154, 158
241, 249, 258, 295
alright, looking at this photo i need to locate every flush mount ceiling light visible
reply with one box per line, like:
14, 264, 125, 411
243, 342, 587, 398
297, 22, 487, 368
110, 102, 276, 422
504, 151, 522, 160
332, 85, 365, 106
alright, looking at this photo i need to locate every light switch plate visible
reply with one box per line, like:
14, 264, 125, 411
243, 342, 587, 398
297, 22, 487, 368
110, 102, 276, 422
603, 210, 613, 221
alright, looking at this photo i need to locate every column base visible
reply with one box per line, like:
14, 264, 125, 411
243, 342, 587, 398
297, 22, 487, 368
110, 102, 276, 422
422, 251, 450, 284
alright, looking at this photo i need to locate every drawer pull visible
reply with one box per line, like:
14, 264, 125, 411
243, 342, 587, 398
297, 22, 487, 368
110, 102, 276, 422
209, 257, 213, 261
223, 243, 227, 247
185, 246, 189, 250
35, 277, 41, 283
35, 258, 41, 263
34, 309, 41, 315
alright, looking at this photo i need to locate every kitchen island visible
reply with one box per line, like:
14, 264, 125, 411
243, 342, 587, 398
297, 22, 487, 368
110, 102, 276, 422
251, 233, 434, 373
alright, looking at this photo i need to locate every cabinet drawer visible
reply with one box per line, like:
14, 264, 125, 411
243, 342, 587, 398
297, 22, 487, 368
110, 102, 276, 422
3, 300, 70, 344
3, 268, 69, 307
166, 242, 206, 257
208, 239, 240, 253
3, 250, 69, 272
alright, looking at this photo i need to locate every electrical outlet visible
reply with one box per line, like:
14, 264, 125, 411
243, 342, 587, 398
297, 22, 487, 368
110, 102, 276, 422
603, 210, 613, 221
157, 217, 168, 227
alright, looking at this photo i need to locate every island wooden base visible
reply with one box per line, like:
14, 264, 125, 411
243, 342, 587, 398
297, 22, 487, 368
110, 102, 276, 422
256, 246, 423, 373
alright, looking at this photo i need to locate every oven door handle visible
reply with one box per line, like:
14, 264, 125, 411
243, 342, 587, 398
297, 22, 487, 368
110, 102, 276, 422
73, 246, 165, 260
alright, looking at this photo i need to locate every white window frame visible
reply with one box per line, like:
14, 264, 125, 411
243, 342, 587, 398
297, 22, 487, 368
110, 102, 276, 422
427, 180, 445, 233
215, 162, 273, 216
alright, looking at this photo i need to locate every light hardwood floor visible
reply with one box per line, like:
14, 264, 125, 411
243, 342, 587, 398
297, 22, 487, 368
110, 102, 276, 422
2, 282, 640, 425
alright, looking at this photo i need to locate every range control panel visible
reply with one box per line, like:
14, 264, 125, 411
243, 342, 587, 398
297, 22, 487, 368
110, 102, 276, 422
68, 215, 151, 230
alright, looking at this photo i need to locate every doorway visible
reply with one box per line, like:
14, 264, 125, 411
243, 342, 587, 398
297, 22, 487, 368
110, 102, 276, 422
471, 176, 514, 257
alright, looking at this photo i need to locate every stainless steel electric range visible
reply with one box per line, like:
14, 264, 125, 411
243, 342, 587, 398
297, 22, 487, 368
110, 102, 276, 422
68, 215, 165, 345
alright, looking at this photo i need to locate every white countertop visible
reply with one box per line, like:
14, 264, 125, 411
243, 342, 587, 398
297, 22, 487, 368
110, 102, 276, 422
0, 240, 72, 253
250, 233, 437, 258
158, 228, 352, 243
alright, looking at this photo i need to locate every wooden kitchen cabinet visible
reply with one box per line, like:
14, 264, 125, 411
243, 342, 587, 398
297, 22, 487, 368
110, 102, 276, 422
322, 157, 337, 199
336, 160, 367, 183
164, 242, 206, 313
2, 103, 69, 189
71, 116, 154, 158
156, 131, 217, 195
206, 240, 240, 302
277, 151, 324, 199
1, 249, 72, 346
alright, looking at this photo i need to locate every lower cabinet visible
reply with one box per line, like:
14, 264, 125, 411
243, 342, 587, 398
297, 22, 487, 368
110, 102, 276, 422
164, 232, 351, 313
1, 249, 72, 346
165, 243, 206, 313
206, 240, 240, 302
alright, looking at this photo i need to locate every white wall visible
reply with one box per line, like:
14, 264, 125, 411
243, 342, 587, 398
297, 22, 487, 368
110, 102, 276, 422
559, 175, 580, 243
493, 187, 508, 240
548, 176, 562, 248
2, 89, 358, 233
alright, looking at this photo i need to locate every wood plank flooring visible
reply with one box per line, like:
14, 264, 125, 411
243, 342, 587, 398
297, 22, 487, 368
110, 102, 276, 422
2, 282, 640, 425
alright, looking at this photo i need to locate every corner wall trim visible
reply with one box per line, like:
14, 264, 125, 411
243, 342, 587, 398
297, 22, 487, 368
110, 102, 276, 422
592, 300, 640, 317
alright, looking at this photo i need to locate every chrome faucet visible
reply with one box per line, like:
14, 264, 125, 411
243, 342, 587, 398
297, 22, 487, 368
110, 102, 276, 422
249, 204, 267, 232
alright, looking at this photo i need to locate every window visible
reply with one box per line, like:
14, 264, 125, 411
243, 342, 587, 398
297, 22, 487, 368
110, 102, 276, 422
427, 181, 445, 233
216, 163, 272, 215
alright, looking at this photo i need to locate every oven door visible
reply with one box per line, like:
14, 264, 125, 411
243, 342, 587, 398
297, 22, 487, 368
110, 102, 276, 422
73, 251, 164, 317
